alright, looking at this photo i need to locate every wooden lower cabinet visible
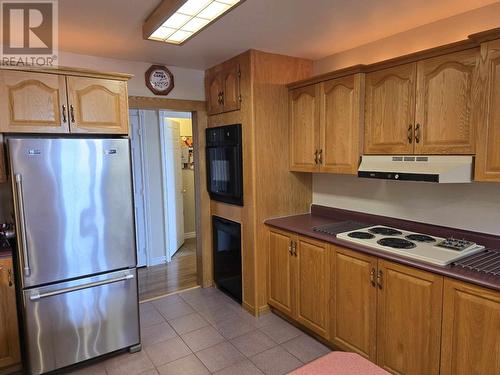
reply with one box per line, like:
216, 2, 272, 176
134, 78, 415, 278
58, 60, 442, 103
0, 256, 21, 372
268, 229, 330, 339
330, 246, 377, 361
440, 279, 500, 375
376, 260, 443, 375
268, 228, 499, 374
268, 229, 294, 316
294, 236, 330, 338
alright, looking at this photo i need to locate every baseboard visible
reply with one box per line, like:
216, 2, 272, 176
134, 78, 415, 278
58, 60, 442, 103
257, 304, 271, 316
149, 255, 167, 266
184, 232, 196, 239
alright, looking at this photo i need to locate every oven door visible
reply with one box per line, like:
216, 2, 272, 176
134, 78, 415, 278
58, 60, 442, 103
212, 216, 242, 302
23, 269, 140, 375
206, 145, 243, 205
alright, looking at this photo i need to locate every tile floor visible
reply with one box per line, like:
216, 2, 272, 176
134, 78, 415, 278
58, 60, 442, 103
66, 287, 331, 375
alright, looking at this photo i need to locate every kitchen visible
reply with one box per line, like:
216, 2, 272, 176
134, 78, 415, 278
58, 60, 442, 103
0, 0, 499, 375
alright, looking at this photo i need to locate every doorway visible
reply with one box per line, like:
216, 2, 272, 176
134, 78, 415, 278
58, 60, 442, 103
129, 109, 198, 301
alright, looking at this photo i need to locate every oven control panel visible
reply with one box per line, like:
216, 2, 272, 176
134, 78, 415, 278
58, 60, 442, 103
436, 238, 475, 251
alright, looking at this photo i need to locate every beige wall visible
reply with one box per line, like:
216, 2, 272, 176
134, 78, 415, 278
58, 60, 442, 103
314, 2, 500, 74
313, 174, 500, 236
59, 51, 205, 100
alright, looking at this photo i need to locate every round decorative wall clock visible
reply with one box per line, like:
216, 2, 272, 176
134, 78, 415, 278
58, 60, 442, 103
145, 65, 174, 95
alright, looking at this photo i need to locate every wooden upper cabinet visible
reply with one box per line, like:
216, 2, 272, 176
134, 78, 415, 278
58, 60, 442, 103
289, 85, 319, 172
206, 72, 224, 115
415, 49, 479, 154
0, 71, 69, 133
365, 63, 416, 155
67, 77, 128, 134
319, 74, 363, 174
476, 40, 500, 182
440, 279, 500, 375
331, 246, 377, 361
376, 260, 443, 375
205, 61, 241, 115
294, 236, 330, 339
268, 229, 295, 316
0, 256, 21, 370
221, 64, 241, 113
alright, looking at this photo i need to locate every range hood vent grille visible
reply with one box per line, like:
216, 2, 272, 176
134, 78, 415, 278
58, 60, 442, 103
358, 155, 473, 183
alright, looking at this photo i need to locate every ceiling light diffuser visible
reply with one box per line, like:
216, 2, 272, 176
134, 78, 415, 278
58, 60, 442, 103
144, 0, 244, 45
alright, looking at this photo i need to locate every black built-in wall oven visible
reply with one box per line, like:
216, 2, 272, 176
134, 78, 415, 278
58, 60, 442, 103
206, 124, 243, 206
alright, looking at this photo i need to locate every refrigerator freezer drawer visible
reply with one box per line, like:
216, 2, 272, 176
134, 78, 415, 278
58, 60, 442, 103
23, 269, 140, 375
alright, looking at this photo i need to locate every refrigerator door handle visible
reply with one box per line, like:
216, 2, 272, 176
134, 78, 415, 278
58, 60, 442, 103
14, 174, 30, 277
29, 273, 134, 301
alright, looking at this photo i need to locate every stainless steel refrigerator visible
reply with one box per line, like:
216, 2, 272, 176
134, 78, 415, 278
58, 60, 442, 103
7, 137, 140, 375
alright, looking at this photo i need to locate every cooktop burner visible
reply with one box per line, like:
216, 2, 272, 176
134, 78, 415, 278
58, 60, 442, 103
377, 237, 416, 249
347, 232, 375, 239
405, 234, 436, 243
369, 227, 403, 236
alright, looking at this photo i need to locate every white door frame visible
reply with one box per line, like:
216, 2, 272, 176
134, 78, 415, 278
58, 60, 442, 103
129, 109, 152, 267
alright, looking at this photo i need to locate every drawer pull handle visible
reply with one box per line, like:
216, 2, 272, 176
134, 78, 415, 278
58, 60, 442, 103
377, 270, 383, 289
30, 273, 134, 301
370, 268, 376, 287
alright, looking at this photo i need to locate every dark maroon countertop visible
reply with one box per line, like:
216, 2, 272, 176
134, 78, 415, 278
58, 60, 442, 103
265, 205, 500, 291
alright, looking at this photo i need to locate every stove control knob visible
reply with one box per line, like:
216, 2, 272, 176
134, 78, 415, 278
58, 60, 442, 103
394, 174, 399, 180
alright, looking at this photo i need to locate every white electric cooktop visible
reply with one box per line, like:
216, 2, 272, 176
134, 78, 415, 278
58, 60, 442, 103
336, 225, 485, 266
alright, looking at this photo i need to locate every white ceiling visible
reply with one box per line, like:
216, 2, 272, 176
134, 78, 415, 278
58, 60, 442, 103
59, 0, 499, 70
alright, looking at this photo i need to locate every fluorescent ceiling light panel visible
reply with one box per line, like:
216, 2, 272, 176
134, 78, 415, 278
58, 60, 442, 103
146, 0, 242, 45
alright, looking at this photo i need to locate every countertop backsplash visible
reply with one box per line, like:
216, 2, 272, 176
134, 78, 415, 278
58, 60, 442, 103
313, 174, 500, 236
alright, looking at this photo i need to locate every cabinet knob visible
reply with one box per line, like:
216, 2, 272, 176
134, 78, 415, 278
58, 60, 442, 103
370, 268, 376, 287
407, 124, 413, 144
314, 150, 318, 164
318, 149, 323, 165
288, 242, 293, 255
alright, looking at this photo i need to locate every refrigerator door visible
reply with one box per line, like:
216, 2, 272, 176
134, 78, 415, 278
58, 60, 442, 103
8, 138, 136, 288
23, 269, 140, 375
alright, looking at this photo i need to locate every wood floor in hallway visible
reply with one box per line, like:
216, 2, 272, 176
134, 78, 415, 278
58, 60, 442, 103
138, 239, 198, 301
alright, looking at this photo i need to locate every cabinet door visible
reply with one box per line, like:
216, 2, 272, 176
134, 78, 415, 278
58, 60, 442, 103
206, 72, 223, 115
440, 279, 500, 375
67, 77, 129, 134
222, 64, 241, 113
319, 74, 363, 174
415, 49, 479, 154
268, 229, 295, 316
294, 236, 330, 338
331, 246, 377, 361
289, 85, 320, 172
364, 64, 416, 154
475, 40, 500, 181
376, 260, 443, 375
0, 257, 21, 370
0, 70, 69, 133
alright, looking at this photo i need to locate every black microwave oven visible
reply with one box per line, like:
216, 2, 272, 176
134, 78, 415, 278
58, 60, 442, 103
206, 124, 243, 206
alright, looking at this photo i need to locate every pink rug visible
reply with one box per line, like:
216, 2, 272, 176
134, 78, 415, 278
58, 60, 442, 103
289, 352, 391, 375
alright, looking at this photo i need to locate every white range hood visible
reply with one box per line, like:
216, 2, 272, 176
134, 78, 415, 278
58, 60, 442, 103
357, 155, 473, 183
